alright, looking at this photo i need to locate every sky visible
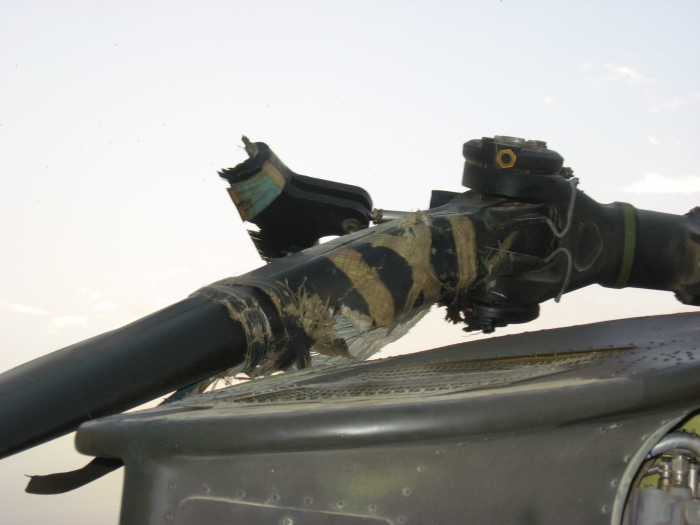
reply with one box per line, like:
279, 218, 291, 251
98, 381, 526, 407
0, 1, 699, 523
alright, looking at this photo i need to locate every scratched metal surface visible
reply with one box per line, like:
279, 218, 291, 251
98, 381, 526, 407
77, 312, 700, 525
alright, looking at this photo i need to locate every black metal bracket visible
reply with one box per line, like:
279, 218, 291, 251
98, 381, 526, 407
219, 138, 374, 261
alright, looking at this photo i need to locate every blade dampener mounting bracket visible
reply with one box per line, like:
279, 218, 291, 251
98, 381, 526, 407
219, 137, 374, 262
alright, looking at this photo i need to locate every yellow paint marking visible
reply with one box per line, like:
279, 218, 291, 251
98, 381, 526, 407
446, 215, 478, 290
262, 159, 287, 188
329, 249, 395, 327
369, 214, 440, 312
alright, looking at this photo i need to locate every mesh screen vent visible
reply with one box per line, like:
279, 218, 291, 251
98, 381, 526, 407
225, 347, 632, 405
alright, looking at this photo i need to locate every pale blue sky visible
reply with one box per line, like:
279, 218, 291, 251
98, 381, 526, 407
1, 1, 699, 523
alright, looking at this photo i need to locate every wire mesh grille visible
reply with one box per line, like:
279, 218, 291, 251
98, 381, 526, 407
221, 347, 632, 405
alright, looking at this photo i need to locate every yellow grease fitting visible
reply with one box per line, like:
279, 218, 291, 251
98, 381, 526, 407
497, 148, 517, 169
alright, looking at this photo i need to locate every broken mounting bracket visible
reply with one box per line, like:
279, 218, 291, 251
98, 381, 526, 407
219, 138, 374, 261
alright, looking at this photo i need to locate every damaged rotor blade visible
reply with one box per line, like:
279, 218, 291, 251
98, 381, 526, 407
0, 294, 250, 459
195, 210, 484, 374
0, 193, 550, 459
3, 135, 700, 462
